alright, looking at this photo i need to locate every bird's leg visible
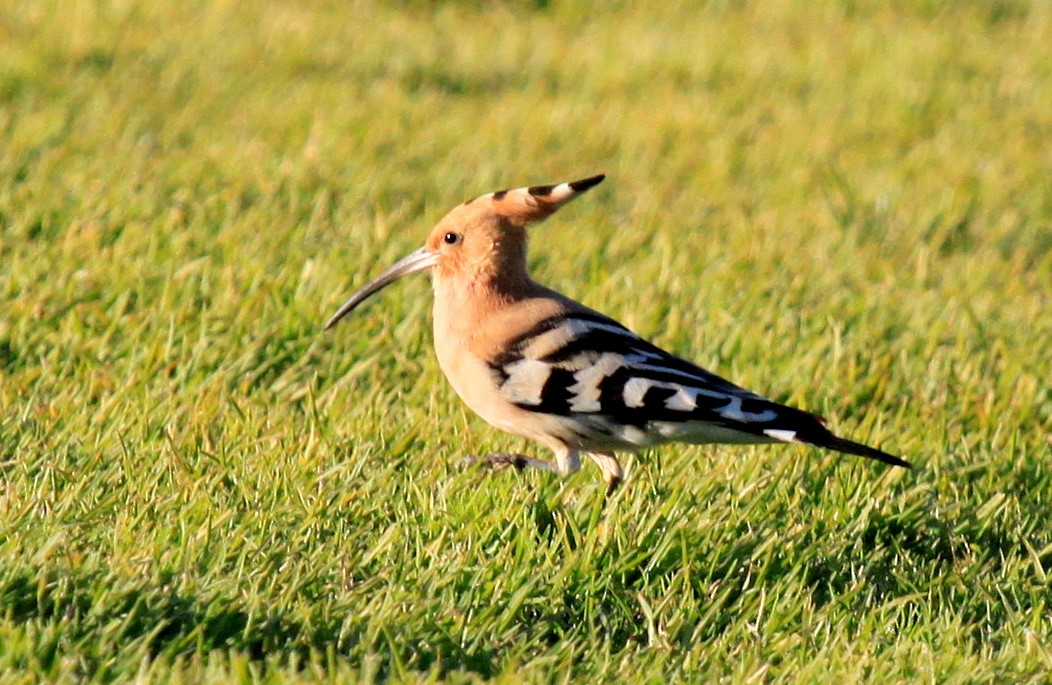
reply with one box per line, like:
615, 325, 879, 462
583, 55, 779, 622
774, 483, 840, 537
587, 452, 623, 496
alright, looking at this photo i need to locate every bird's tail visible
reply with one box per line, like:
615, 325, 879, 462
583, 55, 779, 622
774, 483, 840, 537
755, 402, 911, 469
805, 431, 912, 469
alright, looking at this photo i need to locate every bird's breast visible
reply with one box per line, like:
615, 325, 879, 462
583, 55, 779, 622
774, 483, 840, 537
430, 289, 588, 448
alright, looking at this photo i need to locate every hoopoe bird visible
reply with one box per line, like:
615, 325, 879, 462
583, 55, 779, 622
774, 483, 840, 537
325, 175, 910, 494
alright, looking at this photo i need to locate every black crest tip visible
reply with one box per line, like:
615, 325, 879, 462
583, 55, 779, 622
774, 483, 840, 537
568, 174, 606, 192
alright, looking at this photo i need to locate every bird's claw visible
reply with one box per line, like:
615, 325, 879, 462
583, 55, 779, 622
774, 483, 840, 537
460, 452, 530, 472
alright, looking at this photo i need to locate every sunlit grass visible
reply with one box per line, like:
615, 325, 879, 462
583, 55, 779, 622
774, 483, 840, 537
1, 0, 1050, 681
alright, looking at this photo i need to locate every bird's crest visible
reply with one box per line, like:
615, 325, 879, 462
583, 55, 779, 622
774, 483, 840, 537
467, 174, 605, 226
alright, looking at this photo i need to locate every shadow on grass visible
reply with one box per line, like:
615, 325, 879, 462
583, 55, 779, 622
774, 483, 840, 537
7, 461, 1047, 677
0, 569, 499, 679
515, 462, 1050, 653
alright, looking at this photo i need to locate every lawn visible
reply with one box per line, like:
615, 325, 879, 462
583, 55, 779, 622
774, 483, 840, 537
1, 0, 1050, 682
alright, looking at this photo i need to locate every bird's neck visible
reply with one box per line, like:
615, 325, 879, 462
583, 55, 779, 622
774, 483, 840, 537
432, 260, 548, 349
455, 229, 536, 301
483, 230, 531, 294
433, 265, 540, 314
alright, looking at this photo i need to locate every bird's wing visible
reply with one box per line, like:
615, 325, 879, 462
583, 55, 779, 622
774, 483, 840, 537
487, 310, 819, 439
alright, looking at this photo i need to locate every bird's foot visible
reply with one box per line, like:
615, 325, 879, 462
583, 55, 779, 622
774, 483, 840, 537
460, 452, 559, 474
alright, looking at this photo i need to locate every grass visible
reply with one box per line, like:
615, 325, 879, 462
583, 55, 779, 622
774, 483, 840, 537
1, 0, 1051, 681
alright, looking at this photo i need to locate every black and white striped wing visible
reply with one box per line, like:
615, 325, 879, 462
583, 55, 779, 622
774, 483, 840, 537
487, 311, 815, 448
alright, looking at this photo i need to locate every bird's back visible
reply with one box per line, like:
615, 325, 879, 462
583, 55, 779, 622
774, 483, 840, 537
434, 278, 808, 452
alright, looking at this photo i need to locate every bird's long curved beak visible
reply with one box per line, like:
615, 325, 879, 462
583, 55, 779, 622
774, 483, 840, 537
324, 247, 439, 330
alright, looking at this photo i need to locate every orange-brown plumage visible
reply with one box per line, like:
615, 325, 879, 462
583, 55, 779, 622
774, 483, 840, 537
325, 175, 909, 493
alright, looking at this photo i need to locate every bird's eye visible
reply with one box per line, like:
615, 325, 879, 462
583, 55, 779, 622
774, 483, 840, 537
443, 232, 461, 245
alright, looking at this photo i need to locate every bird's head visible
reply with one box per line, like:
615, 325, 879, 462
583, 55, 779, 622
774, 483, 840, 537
324, 174, 604, 330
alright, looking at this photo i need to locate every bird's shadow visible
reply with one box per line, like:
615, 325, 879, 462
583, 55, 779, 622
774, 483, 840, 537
511, 459, 1047, 653
11, 460, 1042, 679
